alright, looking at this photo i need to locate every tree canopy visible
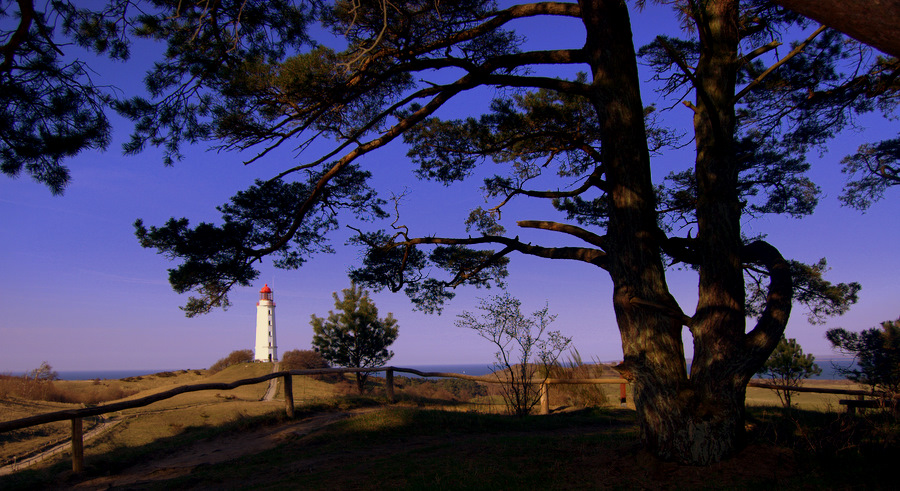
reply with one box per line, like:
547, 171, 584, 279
7, 0, 898, 464
827, 318, 900, 396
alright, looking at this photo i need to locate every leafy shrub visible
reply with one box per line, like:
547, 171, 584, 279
281, 349, 338, 381
209, 349, 255, 373
281, 349, 330, 370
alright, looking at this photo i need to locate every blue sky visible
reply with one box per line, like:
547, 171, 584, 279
1, 3, 898, 372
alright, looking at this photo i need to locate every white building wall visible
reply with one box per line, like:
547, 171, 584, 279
254, 299, 277, 361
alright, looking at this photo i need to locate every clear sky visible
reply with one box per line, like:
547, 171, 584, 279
1, 3, 898, 372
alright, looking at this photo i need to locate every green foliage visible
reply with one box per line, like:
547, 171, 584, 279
745, 258, 861, 324
209, 349, 254, 373
456, 293, 570, 417
135, 170, 386, 316
311, 283, 399, 393
757, 336, 822, 408
0, 0, 118, 194
827, 317, 900, 396
840, 137, 900, 210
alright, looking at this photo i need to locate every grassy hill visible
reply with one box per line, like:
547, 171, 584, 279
0, 362, 340, 467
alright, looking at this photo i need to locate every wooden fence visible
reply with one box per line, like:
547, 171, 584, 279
0, 366, 885, 473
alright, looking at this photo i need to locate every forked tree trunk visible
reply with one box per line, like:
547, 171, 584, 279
581, 0, 789, 465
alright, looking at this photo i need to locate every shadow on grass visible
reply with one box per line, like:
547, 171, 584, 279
3, 402, 898, 490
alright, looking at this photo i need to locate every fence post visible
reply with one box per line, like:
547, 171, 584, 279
385, 369, 395, 403
540, 382, 550, 415
620, 383, 627, 406
283, 374, 294, 418
71, 417, 84, 473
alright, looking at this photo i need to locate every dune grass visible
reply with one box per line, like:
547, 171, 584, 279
1, 367, 893, 489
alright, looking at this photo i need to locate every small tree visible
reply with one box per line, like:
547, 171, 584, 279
311, 284, 399, 393
827, 317, 900, 398
456, 293, 570, 417
757, 337, 822, 408
27, 361, 59, 382
208, 349, 254, 373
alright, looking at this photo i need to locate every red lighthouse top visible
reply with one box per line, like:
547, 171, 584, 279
259, 284, 273, 302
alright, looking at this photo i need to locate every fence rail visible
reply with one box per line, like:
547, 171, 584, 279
0, 366, 884, 473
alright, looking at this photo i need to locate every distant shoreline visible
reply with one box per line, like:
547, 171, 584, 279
9, 357, 858, 381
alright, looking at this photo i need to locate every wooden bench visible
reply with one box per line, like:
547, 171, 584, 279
839, 397, 893, 415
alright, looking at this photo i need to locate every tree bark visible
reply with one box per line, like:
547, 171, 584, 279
774, 0, 900, 57
582, 0, 718, 464
580, 0, 788, 464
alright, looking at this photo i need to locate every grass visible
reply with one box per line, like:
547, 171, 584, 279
6, 403, 892, 490
0, 363, 282, 465
746, 378, 867, 412
2, 369, 896, 489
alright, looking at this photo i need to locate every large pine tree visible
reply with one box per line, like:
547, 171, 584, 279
34, 0, 891, 464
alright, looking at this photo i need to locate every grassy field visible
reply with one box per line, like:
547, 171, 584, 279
1, 367, 896, 489
0, 363, 322, 466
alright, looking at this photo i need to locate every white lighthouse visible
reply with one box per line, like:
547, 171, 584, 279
254, 284, 277, 362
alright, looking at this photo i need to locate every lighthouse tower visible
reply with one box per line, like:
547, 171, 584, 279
254, 284, 277, 362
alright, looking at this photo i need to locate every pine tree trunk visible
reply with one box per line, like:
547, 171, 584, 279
632, 369, 747, 464
581, 0, 774, 465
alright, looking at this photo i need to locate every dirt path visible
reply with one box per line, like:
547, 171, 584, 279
261, 363, 279, 402
72, 410, 363, 490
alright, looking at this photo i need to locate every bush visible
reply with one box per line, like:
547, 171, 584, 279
0, 371, 137, 404
456, 293, 570, 417
281, 349, 330, 370
281, 349, 339, 381
396, 377, 488, 402
209, 349, 254, 373
0, 362, 60, 401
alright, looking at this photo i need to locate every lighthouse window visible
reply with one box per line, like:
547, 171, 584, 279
268, 320, 272, 326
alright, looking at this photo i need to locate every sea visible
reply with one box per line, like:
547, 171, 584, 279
33, 365, 497, 381
17, 358, 856, 381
